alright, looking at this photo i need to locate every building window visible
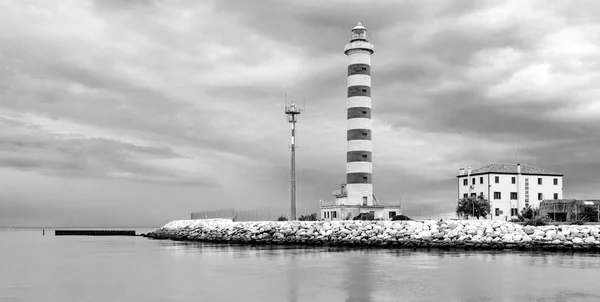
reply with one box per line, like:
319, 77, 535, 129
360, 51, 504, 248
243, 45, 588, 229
470, 193, 476, 198
538, 178, 542, 185
511, 177, 516, 184
510, 192, 517, 200
472, 178, 475, 185
463, 179, 468, 186
332, 211, 337, 218
511, 208, 518, 216
480, 177, 483, 184
554, 178, 558, 185
480, 192, 484, 198
463, 193, 468, 198
538, 193, 543, 200
495, 176, 499, 184
389, 211, 396, 218
494, 192, 501, 199
495, 208, 500, 216
554, 193, 558, 199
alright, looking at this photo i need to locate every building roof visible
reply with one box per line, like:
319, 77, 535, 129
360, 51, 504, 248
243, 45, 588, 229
460, 163, 563, 177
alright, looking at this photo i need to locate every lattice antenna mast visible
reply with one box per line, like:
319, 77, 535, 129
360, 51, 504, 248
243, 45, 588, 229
285, 99, 304, 220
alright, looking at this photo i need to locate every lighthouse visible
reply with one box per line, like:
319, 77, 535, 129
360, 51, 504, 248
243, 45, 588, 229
321, 23, 400, 221
344, 22, 374, 206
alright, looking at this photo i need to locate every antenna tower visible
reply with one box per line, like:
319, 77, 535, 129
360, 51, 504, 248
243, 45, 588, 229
285, 99, 304, 220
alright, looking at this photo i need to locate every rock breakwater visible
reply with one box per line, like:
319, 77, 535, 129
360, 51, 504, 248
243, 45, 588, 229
144, 219, 600, 251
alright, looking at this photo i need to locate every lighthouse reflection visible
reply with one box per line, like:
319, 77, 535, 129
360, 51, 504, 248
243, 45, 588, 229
344, 252, 374, 302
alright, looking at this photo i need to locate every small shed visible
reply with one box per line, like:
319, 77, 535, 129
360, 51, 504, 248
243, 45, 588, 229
539, 199, 600, 222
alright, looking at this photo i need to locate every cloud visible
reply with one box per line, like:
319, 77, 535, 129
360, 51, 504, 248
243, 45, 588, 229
1, 0, 599, 226
0, 110, 217, 187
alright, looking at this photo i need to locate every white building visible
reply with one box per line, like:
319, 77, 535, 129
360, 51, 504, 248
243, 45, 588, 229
321, 183, 401, 221
456, 163, 564, 221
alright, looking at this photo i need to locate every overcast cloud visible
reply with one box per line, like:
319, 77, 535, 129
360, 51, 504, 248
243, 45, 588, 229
1, 0, 599, 227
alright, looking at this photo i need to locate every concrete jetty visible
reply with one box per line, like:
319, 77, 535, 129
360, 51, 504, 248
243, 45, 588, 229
144, 219, 600, 251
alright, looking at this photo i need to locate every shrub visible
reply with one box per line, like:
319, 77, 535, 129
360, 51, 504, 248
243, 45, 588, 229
277, 215, 288, 221
298, 213, 318, 221
570, 216, 588, 225
520, 205, 540, 220
353, 212, 375, 221
522, 217, 547, 226
391, 214, 412, 221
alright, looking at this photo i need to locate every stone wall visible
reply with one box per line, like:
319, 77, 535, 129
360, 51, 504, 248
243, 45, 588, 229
144, 219, 600, 251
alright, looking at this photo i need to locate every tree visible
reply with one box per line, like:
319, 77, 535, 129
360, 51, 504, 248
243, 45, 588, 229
520, 205, 539, 220
456, 195, 491, 219
298, 213, 318, 221
277, 215, 288, 221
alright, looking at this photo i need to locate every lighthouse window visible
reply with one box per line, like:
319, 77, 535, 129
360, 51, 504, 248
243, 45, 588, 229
362, 67, 367, 71
363, 177, 368, 180
362, 154, 367, 158
362, 111, 367, 114
362, 89, 367, 92
362, 132, 367, 136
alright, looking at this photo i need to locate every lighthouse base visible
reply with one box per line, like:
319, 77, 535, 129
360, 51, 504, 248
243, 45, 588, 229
319, 205, 401, 221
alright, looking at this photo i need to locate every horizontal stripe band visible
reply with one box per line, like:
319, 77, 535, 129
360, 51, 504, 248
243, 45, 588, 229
347, 151, 372, 162
347, 140, 372, 152
348, 52, 371, 65
345, 184, 373, 192
347, 74, 371, 87
347, 172, 372, 184
348, 129, 371, 141
348, 85, 370, 97
348, 64, 370, 76
347, 118, 371, 130
347, 96, 371, 108
348, 107, 371, 119
347, 162, 372, 173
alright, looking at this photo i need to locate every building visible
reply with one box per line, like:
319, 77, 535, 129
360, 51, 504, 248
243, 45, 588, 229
539, 199, 600, 222
320, 22, 401, 221
456, 163, 564, 221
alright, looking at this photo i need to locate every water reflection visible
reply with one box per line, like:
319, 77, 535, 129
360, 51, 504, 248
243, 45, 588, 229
287, 252, 298, 302
344, 251, 373, 302
154, 241, 600, 301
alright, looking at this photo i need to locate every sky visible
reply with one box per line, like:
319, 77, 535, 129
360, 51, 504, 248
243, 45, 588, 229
1, 0, 599, 227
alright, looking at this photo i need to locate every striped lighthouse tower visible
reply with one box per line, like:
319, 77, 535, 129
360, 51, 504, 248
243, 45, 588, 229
344, 22, 374, 206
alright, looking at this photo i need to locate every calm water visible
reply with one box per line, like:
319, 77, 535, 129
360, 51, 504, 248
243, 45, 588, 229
2, 228, 600, 302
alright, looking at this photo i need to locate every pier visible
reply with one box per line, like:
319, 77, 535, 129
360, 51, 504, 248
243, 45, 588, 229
55, 230, 136, 236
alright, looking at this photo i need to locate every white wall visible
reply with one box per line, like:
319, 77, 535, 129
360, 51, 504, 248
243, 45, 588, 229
458, 173, 563, 221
